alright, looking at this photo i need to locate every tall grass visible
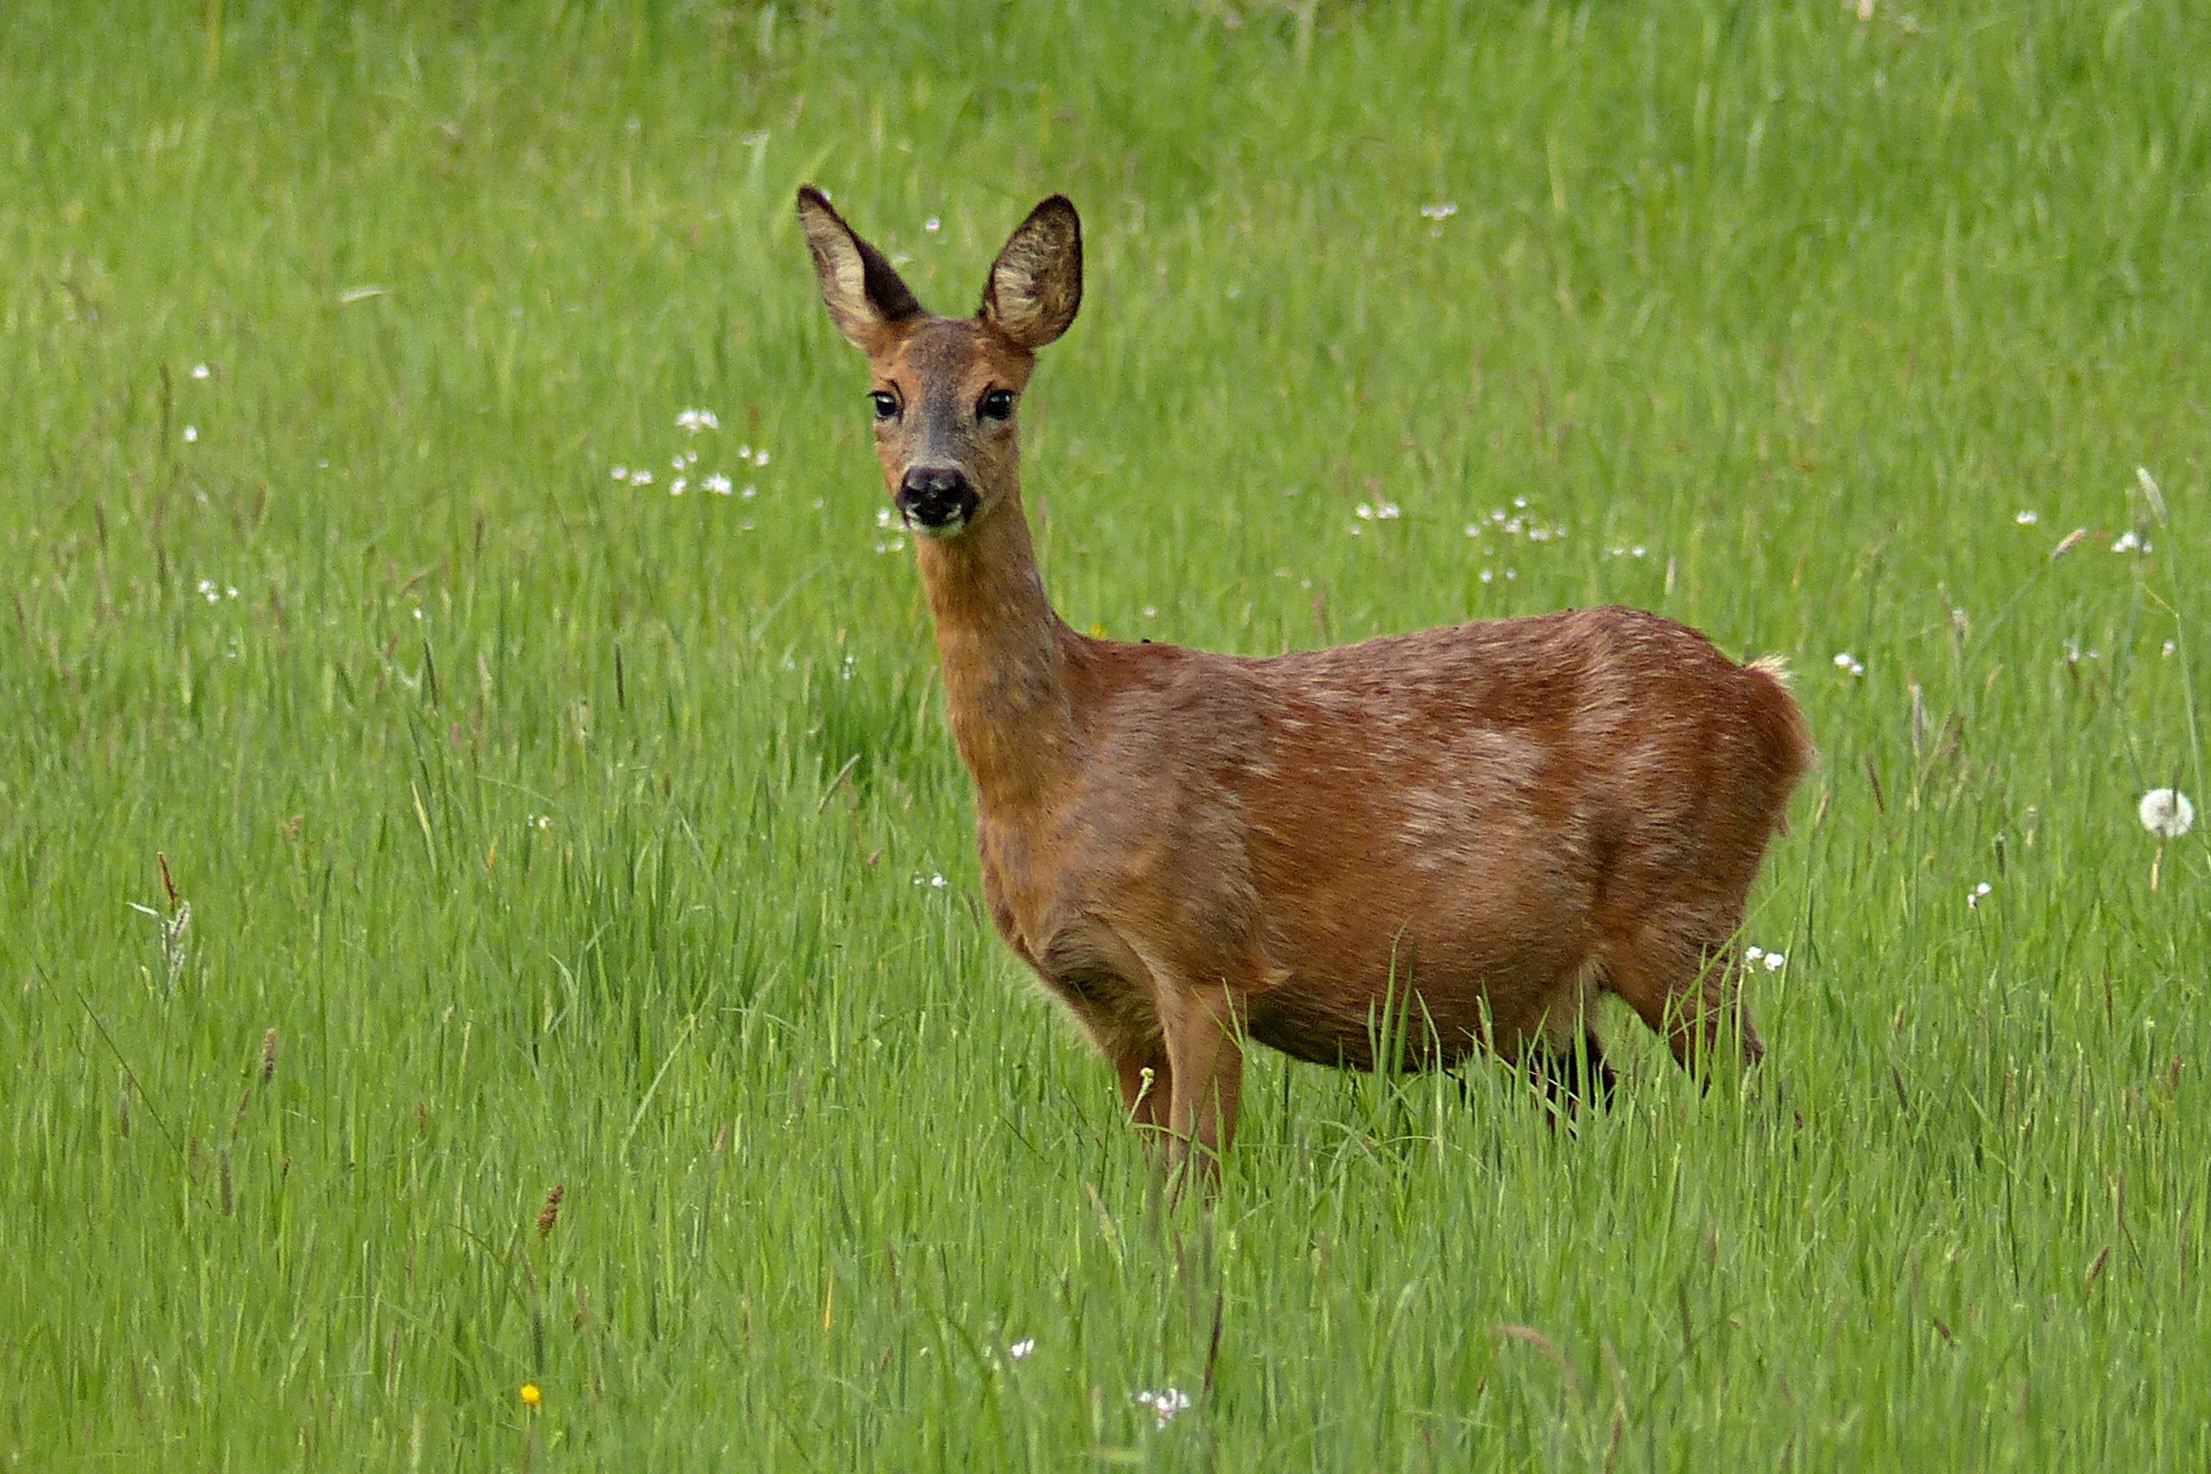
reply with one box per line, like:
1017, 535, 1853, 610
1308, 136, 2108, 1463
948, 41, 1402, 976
3, 1, 2206, 1466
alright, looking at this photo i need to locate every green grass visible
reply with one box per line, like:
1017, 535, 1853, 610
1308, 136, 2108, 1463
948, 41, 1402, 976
4, 0, 2208, 1467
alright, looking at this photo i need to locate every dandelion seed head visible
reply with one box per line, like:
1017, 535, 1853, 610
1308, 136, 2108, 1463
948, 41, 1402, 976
2139, 789, 2195, 840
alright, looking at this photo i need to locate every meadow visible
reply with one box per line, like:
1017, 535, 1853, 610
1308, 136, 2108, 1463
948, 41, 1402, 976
3, 0, 2207, 1466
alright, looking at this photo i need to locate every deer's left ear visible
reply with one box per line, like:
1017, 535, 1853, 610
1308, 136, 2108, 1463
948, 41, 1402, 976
981, 195, 1082, 349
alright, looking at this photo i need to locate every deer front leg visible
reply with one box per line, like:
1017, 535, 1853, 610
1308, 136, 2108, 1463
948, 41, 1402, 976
1156, 981, 1246, 1191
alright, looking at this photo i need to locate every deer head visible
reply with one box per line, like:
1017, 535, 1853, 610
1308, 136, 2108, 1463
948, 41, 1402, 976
797, 187, 1082, 538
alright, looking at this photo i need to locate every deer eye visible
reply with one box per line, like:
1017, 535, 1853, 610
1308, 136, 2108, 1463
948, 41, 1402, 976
978, 388, 1016, 422
869, 391, 900, 421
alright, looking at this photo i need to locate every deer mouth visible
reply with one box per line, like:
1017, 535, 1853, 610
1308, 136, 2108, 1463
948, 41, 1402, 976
896, 485, 981, 536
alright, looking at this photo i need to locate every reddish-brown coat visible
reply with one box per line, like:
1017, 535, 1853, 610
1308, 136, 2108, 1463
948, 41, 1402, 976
797, 187, 1814, 1179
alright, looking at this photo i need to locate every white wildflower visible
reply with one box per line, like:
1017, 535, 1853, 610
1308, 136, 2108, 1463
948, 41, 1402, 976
675, 408, 719, 433
1762, 951, 1786, 971
2139, 789, 2195, 840
611, 465, 629, 480
1967, 880, 1992, 909
1133, 1386, 1192, 1428
1008, 1338, 1034, 1360
182, 425, 198, 442
190, 363, 211, 380
2111, 531, 2140, 553
670, 477, 686, 496
741, 485, 757, 499
1833, 652, 1865, 677
1418, 202, 1458, 221
924, 217, 941, 232
705, 473, 733, 495
2015, 510, 2038, 525
630, 469, 653, 486
1745, 946, 1764, 962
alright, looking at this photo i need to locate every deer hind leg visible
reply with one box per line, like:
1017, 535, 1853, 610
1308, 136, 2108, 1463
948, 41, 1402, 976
1604, 921, 1764, 1077
1522, 968, 1615, 1117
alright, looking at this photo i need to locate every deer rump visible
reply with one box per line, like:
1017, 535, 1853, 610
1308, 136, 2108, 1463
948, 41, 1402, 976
990, 604, 1813, 1076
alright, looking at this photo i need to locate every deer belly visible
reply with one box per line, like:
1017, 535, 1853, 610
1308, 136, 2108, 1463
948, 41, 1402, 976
1244, 858, 1592, 1068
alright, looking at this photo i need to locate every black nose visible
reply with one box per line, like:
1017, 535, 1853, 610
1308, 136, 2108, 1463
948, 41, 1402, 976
896, 466, 980, 531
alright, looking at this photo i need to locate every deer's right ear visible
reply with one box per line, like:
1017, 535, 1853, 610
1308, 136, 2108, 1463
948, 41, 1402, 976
797, 186, 922, 354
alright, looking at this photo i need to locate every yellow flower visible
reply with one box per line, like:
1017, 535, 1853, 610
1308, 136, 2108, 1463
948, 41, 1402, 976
520, 1383, 542, 1409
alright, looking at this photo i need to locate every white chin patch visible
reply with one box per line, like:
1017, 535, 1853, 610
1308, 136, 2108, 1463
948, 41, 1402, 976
904, 511, 970, 539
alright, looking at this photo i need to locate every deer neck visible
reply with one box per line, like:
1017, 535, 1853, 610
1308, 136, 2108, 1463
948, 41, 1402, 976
913, 487, 1079, 811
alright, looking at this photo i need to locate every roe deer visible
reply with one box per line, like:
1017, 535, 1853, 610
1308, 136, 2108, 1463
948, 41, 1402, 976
796, 186, 1814, 1181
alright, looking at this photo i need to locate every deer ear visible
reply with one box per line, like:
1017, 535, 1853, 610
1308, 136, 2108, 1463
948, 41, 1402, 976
797, 186, 922, 353
981, 195, 1082, 349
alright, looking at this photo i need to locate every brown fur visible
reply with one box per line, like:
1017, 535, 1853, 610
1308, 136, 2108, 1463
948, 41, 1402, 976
797, 187, 1816, 1180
